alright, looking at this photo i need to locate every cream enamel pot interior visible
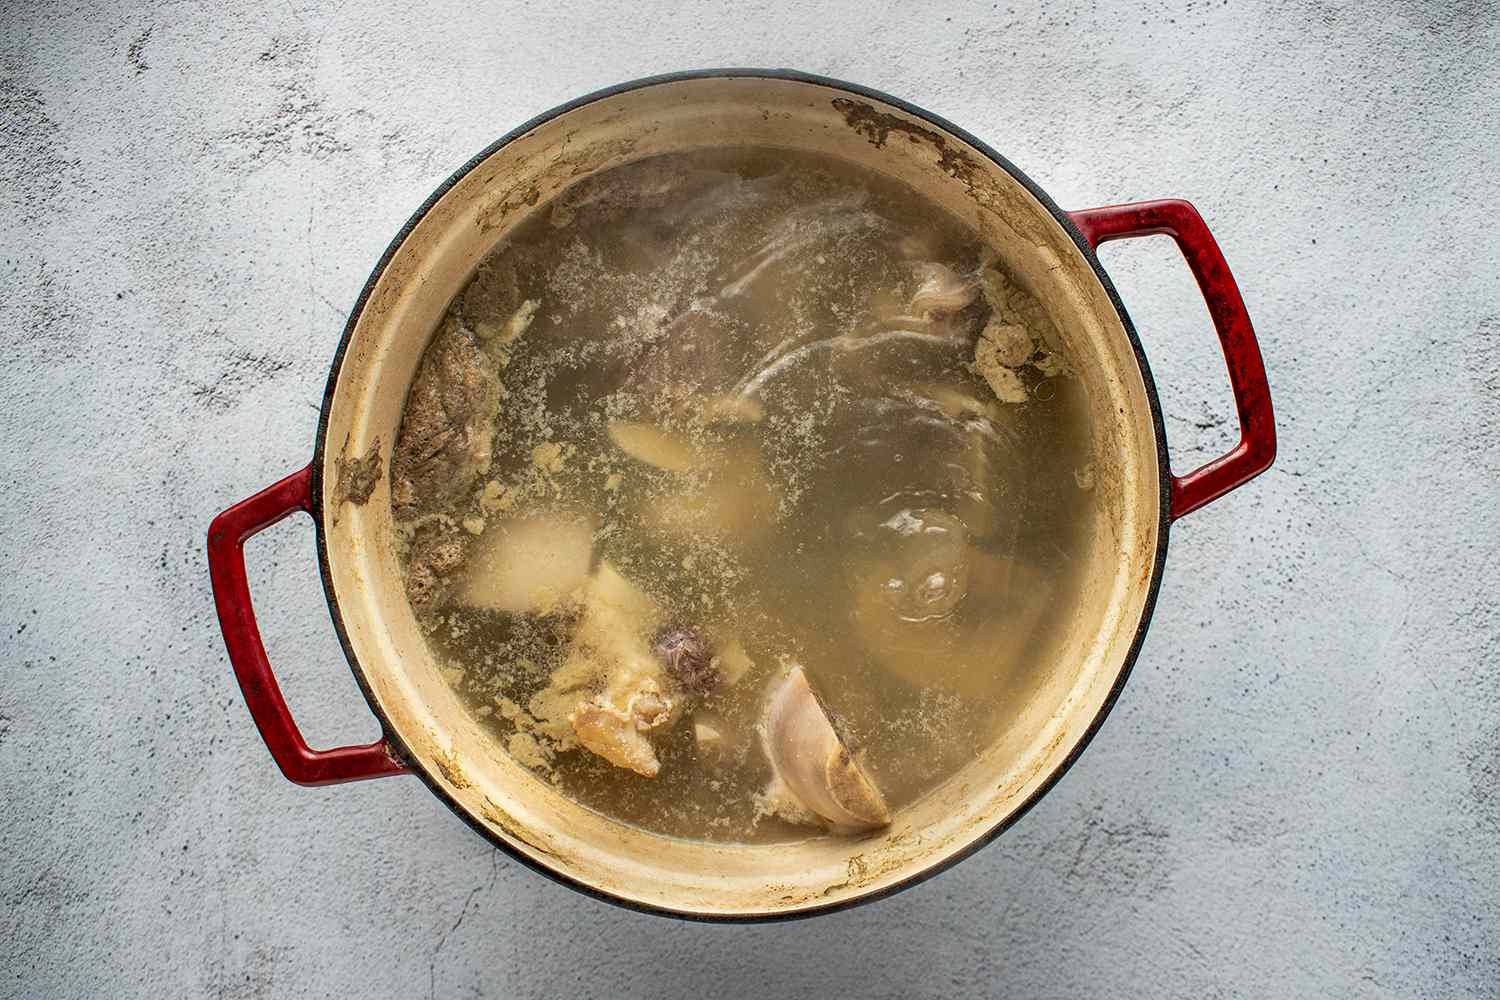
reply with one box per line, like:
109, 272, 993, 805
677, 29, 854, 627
208, 71, 1276, 920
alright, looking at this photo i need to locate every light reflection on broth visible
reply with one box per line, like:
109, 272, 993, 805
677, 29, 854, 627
391, 148, 1094, 843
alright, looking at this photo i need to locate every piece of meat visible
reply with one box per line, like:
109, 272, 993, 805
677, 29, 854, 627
526, 562, 687, 776
459, 252, 524, 331
909, 262, 978, 315
569, 672, 677, 777
403, 523, 466, 613
548, 159, 739, 231
391, 315, 502, 521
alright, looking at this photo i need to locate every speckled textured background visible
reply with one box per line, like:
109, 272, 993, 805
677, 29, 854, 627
3, 1, 1497, 996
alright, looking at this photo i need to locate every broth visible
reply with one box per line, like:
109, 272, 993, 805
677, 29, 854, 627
390, 148, 1094, 843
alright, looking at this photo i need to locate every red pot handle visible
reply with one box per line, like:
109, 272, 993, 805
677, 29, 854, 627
207, 464, 408, 785
1068, 199, 1276, 519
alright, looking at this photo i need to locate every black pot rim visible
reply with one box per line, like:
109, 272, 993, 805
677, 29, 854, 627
308, 67, 1172, 923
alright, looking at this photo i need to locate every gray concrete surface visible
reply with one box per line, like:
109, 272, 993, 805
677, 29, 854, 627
3, 1, 1497, 996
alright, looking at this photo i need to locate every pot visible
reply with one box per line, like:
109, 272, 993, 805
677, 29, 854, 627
207, 70, 1275, 920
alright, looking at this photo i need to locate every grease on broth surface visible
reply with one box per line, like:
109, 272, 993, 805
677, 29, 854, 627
391, 148, 1094, 843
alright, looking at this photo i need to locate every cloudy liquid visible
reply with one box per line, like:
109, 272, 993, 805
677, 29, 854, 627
392, 148, 1094, 843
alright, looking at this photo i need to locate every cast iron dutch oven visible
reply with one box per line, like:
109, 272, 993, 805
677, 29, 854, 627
208, 70, 1275, 920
